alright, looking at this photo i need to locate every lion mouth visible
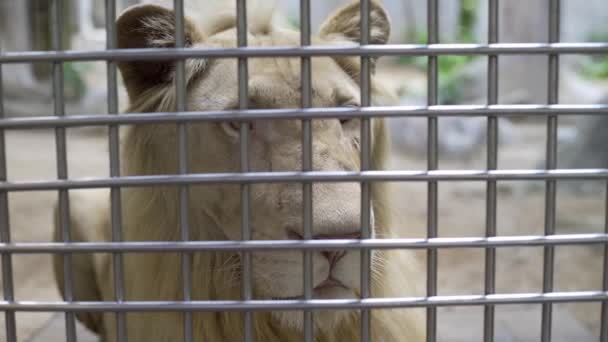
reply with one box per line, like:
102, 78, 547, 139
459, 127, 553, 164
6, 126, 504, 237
271, 278, 349, 300
313, 277, 348, 292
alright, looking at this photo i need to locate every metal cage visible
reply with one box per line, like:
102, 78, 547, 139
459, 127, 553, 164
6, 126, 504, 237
1, 0, 608, 341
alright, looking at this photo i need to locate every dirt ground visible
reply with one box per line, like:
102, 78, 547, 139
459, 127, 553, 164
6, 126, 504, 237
0, 117, 604, 341
0, 127, 109, 341
389, 120, 606, 340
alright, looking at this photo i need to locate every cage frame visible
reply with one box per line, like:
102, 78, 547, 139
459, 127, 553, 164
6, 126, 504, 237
0, 0, 608, 341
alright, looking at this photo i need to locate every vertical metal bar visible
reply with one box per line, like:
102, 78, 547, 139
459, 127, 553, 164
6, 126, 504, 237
236, 1, 252, 341
51, 1, 76, 341
0, 45, 17, 342
359, 1, 372, 341
542, 1, 560, 341
173, 1, 192, 341
602, 182, 608, 342
426, 0, 439, 341
484, 1, 499, 341
300, 0, 314, 341
106, 0, 127, 341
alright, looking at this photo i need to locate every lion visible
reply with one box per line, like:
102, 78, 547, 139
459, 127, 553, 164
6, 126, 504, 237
53, 1, 425, 341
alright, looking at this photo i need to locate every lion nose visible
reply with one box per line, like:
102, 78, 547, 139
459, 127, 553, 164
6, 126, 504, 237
321, 250, 347, 270
316, 232, 359, 270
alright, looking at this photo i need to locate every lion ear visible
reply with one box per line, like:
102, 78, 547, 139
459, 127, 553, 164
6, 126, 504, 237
116, 4, 205, 99
319, 1, 391, 46
318, 1, 390, 76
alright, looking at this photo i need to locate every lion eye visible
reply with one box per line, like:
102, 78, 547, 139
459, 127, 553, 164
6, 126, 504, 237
339, 103, 359, 126
221, 121, 250, 138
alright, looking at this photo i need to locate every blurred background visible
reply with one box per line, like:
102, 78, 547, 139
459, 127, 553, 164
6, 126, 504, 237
0, 0, 607, 341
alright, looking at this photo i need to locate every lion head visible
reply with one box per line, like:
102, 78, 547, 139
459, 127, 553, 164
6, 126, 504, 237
114, 1, 414, 337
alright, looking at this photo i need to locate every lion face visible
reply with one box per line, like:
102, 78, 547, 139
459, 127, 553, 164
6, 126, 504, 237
186, 56, 370, 323
117, 0, 390, 333
183, 46, 374, 334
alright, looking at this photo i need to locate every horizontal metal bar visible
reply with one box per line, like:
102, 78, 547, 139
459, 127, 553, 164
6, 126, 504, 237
0, 234, 607, 253
0, 169, 606, 192
1, 291, 606, 312
1, 43, 608, 64
1, 105, 607, 130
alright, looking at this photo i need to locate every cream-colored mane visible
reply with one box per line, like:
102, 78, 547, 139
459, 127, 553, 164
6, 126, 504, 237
53, 1, 425, 341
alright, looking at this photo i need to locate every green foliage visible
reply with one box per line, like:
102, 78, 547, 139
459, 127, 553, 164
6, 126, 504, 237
439, 55, 476, 75
63, 63, 90, 99
397, 0, 479, 69
459, 0, 478, 43
581, 58, 608, 79
587, 32, 608, 43
286, 16, 300, 30
398, 54, 474, 76
439, 70, 477, 105
396, 37, 476, 104
397, 0, 480, 104
397, 32, 428, 67
579, 33, 608, 80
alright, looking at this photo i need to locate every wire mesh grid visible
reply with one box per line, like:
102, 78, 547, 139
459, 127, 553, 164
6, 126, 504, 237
0, 0, 608, 341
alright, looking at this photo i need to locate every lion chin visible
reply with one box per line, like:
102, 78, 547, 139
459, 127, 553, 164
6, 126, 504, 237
273, 309, 353, 335
269, 285, 358, 332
